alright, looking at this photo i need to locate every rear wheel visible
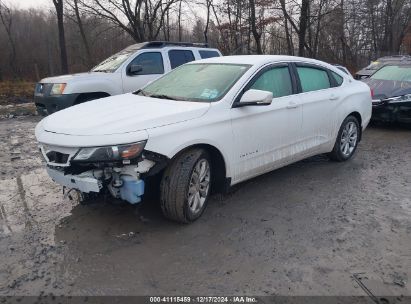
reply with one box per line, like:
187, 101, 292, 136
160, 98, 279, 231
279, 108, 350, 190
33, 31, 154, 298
160, 149, 211, 223
329, 115, 360, 162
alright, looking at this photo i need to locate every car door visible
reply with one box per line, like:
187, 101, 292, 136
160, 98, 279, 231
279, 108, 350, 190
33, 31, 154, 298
122, 51, 165, 93
293, 63, 341, 152
230, 63, 303, 183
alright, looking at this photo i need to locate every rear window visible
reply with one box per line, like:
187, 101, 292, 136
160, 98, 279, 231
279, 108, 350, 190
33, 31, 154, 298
331, 71, 344, 86
297, 67, 331, 92
199, 50, 220, 59
169, 50, 195, 69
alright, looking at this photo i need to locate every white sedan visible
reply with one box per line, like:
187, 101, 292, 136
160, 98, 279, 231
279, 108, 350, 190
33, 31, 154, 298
35, 55, 372, 223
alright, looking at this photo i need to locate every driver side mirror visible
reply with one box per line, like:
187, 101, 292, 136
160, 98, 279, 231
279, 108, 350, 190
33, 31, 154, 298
237, 89, 273, 107
129, 64, 143, 75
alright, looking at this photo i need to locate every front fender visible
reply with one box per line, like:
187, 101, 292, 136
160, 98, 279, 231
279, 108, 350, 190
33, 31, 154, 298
64, 77, 122, 96
145, 120, 233, 179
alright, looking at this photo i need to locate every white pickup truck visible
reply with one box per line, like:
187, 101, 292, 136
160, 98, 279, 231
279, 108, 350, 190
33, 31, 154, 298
34, 41, 222, 115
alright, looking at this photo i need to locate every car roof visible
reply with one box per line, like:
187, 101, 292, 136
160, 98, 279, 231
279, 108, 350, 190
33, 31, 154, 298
191, 55, 336, 68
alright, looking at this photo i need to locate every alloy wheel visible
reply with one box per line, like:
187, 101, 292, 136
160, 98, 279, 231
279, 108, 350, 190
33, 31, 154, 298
187, 159, 211, 214
340, 121, 358, 157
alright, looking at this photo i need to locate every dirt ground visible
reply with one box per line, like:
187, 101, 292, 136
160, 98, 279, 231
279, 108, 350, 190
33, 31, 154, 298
0, 116, 410, 297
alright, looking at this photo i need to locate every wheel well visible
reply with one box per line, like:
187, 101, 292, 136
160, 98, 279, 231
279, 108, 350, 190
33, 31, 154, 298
173, 144, 228, 194
347, 111, 362, 141
74, 92, 110, 105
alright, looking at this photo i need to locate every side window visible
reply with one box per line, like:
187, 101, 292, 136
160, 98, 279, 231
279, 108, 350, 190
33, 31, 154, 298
168, 50, 195, 69
128, 52, 164, 75
297, 66, 331, 92
199, 50, 220, 59
331, 71, 344, 86
250, 66, 293, 98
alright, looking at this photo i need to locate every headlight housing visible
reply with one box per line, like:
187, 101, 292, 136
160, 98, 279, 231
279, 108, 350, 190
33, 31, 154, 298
73, 141, 146, 163
385, 94, 411, 104
50, 83, 67, 95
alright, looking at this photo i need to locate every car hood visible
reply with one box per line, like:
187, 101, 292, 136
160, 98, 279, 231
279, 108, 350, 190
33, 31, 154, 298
362, 78, 411, 99
41, 93, 210, 136
40, 72, 110, 84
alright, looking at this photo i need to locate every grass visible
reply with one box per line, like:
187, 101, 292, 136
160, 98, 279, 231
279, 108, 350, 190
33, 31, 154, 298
0, 103, 37, 116
0, 81, 35, 105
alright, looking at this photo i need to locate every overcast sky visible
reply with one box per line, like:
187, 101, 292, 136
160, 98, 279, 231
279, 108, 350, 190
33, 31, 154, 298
9, 0, 50, 8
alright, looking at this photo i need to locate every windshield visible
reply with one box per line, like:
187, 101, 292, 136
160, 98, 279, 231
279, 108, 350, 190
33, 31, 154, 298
138, 63, 251, 102
91, 46, 139, 73
370, 65, 411, 82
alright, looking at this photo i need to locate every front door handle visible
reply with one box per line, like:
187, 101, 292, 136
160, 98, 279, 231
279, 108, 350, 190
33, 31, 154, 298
286, 101, 299, 109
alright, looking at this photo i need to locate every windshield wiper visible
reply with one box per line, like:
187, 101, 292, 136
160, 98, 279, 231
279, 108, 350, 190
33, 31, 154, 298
93, 69, 110, 73
134, 90, 187, 101
134, 89, 146, 96
148, 94, 177, 100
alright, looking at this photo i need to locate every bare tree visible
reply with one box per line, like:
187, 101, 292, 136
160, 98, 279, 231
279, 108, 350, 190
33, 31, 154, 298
1, 0, 411, 81
0, 0, 17, 77
249, 0, 262, 53
80, 0, 177, 42
53, 0, 69, 74
298, 0, 309, 56
279, 0, 293, 55
204, 0, 212, 44
68, 0, 93, 67
177, 0, 183, 41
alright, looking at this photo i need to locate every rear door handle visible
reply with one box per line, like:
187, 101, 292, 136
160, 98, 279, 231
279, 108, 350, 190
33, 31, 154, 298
286, 101, 299, 109
329, 94, 339, 101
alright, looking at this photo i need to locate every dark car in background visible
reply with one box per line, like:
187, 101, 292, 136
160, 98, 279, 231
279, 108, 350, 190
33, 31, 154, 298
355, 55, 411, 80
362, 63, 411, 123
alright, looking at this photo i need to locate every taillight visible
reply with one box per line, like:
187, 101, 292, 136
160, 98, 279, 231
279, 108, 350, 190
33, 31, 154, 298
370, 88, 374, 99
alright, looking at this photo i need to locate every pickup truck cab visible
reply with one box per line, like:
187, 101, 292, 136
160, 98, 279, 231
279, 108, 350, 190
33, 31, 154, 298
34, 41, 222, 115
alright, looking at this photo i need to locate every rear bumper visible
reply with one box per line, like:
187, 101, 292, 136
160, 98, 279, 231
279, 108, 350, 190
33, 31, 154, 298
372, 101, 411, 123
34, 93, 79, 116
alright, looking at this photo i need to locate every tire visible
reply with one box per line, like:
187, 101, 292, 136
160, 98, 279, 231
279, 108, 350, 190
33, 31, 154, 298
329, 115, 360, 162
160, 149, 211, 223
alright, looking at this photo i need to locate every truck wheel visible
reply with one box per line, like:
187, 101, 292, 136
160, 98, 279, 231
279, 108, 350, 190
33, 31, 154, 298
160, 149, 211, 223
329, 115, 360, 162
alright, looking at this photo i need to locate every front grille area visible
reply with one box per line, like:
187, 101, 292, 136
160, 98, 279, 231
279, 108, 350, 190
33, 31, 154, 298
46, 151, 70, 164
40, 144, 79, 167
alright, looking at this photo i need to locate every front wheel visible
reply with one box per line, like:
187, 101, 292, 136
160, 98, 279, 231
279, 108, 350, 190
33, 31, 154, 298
329, 115, 360, 162
160, 149, 211, 223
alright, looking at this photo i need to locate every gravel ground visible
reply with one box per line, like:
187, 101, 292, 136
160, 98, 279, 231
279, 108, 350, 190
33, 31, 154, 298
0, 116, 410, 297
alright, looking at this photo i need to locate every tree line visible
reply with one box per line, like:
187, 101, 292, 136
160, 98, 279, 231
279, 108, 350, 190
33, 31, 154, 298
0, 0, 410, 81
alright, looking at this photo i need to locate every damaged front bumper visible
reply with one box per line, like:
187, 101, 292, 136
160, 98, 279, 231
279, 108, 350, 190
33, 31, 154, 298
372, 99, 411, 123
47, 167, 103, 193
40, 144, 168, 204
47, 165, 148, 204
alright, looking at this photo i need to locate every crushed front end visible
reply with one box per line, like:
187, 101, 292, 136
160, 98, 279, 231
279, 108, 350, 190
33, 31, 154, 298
39, 142, 167, 204
372, 94, 411, 124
